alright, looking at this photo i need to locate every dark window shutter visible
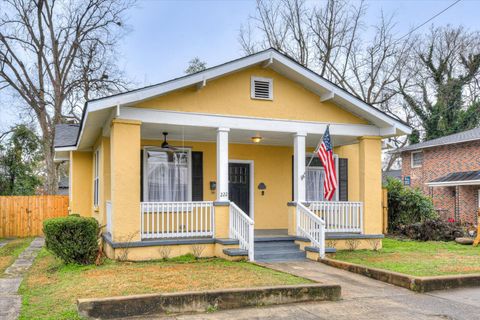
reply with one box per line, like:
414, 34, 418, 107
338, 158, 348, 201
140, 149, 144, 201
192, 151, 203, 201
292, 155, 294, 201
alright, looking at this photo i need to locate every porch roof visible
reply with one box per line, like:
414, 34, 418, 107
55, 48, 411, 152
426, 170, 480, 187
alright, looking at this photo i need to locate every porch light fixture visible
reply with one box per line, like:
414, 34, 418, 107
251, 135, 263, 143
258, 182, 267, 195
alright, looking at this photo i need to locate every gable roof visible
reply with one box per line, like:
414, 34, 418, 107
396, 127, 480, 153
60, 48, 411, 150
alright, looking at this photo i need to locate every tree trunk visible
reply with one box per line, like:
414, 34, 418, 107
43, 138, 58, 194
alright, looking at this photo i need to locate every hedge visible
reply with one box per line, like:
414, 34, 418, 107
43, 215, 99, 264
385, 177, 438, 232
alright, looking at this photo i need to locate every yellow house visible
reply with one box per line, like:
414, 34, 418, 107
54, 49, 410, 262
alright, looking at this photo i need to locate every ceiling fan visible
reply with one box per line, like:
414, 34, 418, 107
161, 132, 178, 151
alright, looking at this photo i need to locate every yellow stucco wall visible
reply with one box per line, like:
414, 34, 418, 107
111, 119, 141, 242
359, 136, 383, 234
69, 151, 93, 216
135, 66, 368, 124
103, 242, 245, 261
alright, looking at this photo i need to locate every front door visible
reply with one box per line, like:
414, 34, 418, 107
229, 163, 250, 216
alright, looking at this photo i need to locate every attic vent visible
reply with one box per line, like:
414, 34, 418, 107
251, 77, 273, 100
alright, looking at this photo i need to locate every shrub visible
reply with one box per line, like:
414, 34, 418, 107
385, 177, 438, 232
43, 215, 99, 264
398, 219, 465, 241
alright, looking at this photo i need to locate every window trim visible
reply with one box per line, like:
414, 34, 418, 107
411, 150, 423, 168
93, 148, 100, 208
142, 146, 193, 202
251, 76, 273, 100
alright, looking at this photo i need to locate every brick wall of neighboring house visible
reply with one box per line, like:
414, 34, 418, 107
401, 140, 480, 225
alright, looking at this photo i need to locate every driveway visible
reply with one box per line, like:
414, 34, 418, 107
123, 261, 480, 320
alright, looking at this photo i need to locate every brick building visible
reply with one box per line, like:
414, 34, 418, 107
397, 127, 480, 225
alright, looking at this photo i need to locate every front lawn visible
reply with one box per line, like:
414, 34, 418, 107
19, 250, 312, 320
334, 237, 480, 277
0, 237, 33, 274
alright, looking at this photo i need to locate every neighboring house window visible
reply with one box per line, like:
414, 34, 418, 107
251, 77, 273, 100
305, 154, 339, 201
411, 151, 423, 168
93, 148, 100, 207
143, 147, 192, 202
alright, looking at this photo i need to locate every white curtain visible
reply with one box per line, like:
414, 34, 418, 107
306, 168, 325, 201
147, 150, 188, 202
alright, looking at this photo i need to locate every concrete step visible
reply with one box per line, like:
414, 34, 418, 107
254, 250, 306, 261
223, 248, 248, 257
254, 243, 300, 251
255, 256, 307, 263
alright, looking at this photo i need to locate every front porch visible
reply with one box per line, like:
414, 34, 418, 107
105, 197, 366, 261
94, 112, 384, 262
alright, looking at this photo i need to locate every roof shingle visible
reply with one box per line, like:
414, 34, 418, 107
396, 127, 480, 153
54, 124, 79, 148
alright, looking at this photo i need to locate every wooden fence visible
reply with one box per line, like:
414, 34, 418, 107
0, 195, 69, 237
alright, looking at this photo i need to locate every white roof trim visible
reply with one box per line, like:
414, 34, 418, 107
426, 180, 480, 187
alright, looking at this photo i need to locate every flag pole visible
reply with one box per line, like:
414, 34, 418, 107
301, 125, 329, 180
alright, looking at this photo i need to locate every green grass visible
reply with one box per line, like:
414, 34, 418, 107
334, 237, 480, 277
19, 249, 312, 320
0, 237, 33, 275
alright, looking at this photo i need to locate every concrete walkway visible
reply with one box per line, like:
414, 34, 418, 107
0, 238, 44, 320
127, 260, 480, 320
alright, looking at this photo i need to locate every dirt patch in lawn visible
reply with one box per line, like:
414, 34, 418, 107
19, 250, 312, 320
0, 238, 33, 275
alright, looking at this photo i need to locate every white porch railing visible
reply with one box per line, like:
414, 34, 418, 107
296, 202, 325, 258
229, 202, 255, 261
309, 201, 363, 233
106, 200, 113, 236
140, 201, 214, 239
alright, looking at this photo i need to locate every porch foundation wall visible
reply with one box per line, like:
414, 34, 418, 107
102, 240, 244, 262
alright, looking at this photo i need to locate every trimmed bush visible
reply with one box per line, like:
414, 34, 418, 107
385, 177, 438, 232
398, 219, 465, 241
43, 215, 99, 264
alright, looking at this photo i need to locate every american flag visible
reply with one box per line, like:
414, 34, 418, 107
316, 126, 337, 201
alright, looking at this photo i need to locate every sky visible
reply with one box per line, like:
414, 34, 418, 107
118, 0, 480, 86
2, 0, 480, 130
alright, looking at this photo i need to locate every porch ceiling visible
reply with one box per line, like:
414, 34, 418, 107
140, 123, 358, 147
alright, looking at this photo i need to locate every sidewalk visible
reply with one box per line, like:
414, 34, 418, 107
0, 238, 44, 320
126, 260, 480, 320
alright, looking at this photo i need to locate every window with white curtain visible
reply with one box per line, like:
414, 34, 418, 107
143, 147, 192, 202
305, 154, 338, 201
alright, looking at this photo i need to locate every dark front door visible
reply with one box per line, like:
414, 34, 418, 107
229, 163, 250, 216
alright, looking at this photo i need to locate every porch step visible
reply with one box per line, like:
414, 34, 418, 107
254, 242, 300, 252
254, 239, 306, 262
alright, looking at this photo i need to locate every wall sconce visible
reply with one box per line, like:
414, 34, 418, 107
251, 135, 263, 143
258, 182, 267, 195
210, 181, 216, 193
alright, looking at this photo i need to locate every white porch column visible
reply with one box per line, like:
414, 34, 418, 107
216, 127, 230, 202
293, 132, 307, 202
